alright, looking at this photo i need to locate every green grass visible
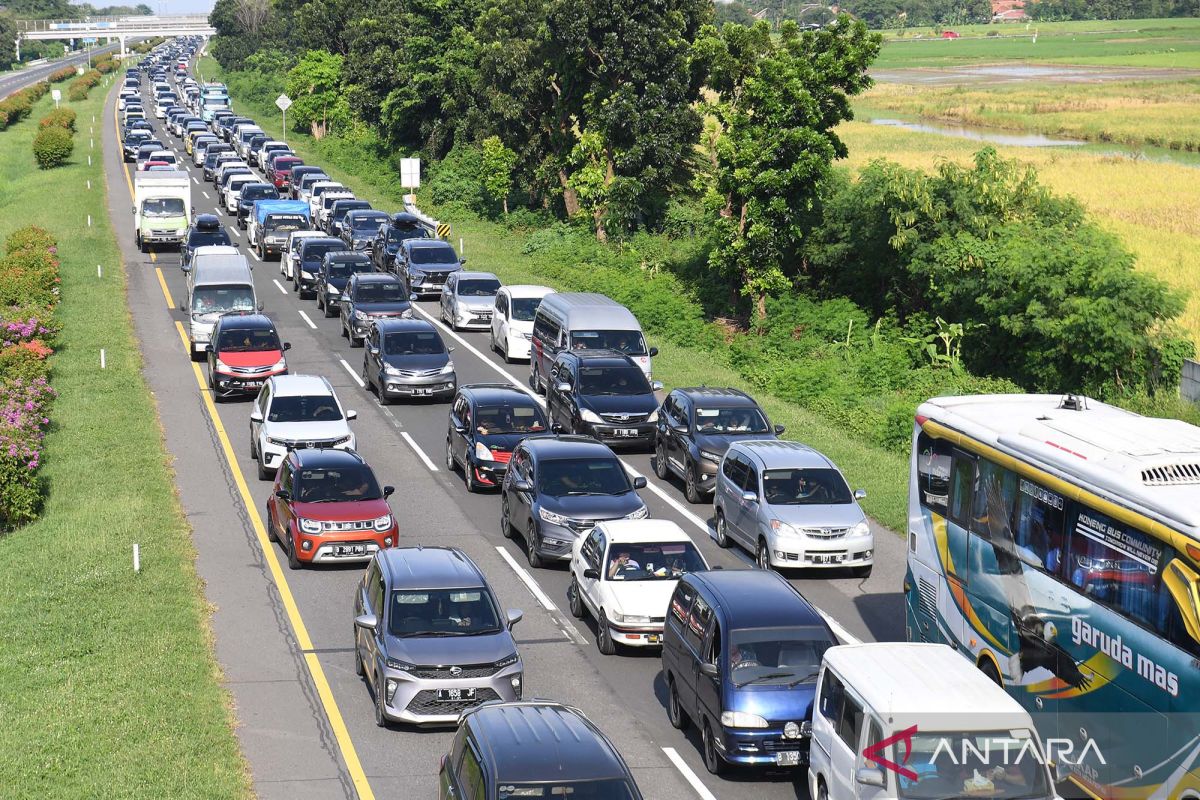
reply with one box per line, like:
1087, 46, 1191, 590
873, 18, 1200, 70
201, 55, 913, 530
0, 81, 250, 797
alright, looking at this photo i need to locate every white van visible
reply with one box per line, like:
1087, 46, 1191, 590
809, 643, 1059, 800
529, 292, 656, 394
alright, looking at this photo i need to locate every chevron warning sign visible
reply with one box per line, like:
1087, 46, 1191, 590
436, 223, 451, 239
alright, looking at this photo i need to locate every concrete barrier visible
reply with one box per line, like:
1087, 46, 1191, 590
1182, 359, 1200, 404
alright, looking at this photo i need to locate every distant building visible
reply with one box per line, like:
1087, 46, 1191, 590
991, 0, 1028, 21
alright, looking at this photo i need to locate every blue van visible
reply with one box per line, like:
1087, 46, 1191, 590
660, 569, 836, 775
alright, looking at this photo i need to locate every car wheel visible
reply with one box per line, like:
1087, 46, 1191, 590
501, 336, 513, 363
500, 498, 515, 540
265, 505, 278, 542
684, 463, 702, 505
250, 432, 258, 461
714, 510, 731, 549
136, 231, 146, 253
667, 678, 688, 731
756, 538, 773, 571
702, 720, 725, 775
596, 610, 617, 656
341, 319, 349, 339
464, 463, 480, 494
654, 440, 669, 480
287, 534, 303, 570
817, 779, 829, 800
852, 564, 873, 580
445, 439, 458, 473
257, 459, 271, 482
353, 639, 364, 677
526, 523, 543, 569
567, 576, 585, 619
372, 672, 388, 728
530, 362, 543, 395
350, 332, 362, 349
323, 296, 336, 318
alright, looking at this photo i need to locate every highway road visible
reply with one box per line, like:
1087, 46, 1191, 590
0, 44, 120, 100
102, 73, 909, 800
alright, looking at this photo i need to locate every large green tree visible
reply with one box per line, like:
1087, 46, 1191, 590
284, 49, 350, 138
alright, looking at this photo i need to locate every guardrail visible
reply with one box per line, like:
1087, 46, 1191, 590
402, 196, 449, 241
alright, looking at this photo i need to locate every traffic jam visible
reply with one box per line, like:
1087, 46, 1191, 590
113, 37, 1200, 800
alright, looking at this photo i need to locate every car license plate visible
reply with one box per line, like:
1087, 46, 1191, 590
774, 751, 800, 767
814, 554, 845, 564
335, 544, 367, 556
243, 380, 262, 389
616, 428, 638, 437
647, 634, 661, 644
437, 687, 476, 702
414, 388, 433, 396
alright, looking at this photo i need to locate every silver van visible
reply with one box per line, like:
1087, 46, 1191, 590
529, 293, 656, 394
182, 246, 258, 359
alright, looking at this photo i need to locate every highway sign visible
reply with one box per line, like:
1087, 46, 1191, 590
400, 157, 420, 189
436, 223, 451, 239
275, 94, 292, 112
83, 37, 98, 44
51, 89, 61, 108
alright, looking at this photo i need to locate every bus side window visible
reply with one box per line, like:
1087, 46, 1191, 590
916, 433, 952, 513
1013, 479, 1066, 577
948, 453, 976, 526
1066, 507, 1164, 627
971, 459, 1017, 540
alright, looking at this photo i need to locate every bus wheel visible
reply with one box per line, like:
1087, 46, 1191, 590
978, 658, 1002, 687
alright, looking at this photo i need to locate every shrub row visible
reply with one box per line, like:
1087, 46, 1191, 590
67, 69, 103, 103
0, 227, 60, 530
48, 65, 77, 83
33, 106, 77, 170
0, 81, 50, 132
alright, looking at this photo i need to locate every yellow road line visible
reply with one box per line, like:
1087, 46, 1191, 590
154, 267, 174, 309
171, 323, 376, 800
149, 250, 157, 263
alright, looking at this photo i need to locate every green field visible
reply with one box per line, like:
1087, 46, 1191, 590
0, 82, 250, 798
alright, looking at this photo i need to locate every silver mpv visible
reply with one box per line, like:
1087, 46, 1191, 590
354, 546, 524, 726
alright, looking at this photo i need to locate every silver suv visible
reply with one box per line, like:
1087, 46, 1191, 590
353, 546, 524, 727
713, 440, 873, 577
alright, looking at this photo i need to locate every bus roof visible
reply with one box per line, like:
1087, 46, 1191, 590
919, 393, 1200, 534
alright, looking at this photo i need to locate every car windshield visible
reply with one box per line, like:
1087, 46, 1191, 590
266, 215, 307, 232
729, 627, 830, 687
326, 259, 371, 277
577, 366, 651, 396
144, 198, 186, 217
694, 407, 769, 434
570, 330, 647, 356
302, 243, 341, 263
267, 394, 343, 423
409, 245, 458, 265
510, 297, 542, 321
457, 279, 501, 297
386, 227, 427, 243
334, 204, 368, 219
761, 468, 852, 506
217, 328, 279, 352
189, 231, 231, 249
538, 458, 630, 497
497, 780, 637, 799
383, 331, 444, 355
605, 541, 705, 581
295, 465, 382, 502
191, 286, 254, 315
387, 588, 501, 637
474, 404, 547, 434
897, 731, 1050, 800
243, 187, 278, 201
352, 215, 387, 231
355, 282, 407, 303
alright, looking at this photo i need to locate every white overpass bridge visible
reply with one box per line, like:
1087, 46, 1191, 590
15, 15, 213, 59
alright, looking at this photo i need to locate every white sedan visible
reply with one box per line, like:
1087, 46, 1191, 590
567, 519, 709, 655
490, 285, 553, 362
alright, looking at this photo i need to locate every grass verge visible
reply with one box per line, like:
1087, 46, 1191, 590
200, 55, 912, 530
0, 82, 250, 797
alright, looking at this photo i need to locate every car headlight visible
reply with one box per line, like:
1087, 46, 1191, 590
700, 450, 722, 464
402, 308, 414, 319
266, 436, 290, 447
327, 285, 340, 295
475, 442, 495, 462
408, 268, 423, 279
853, 520, 870, 538
770, 519, 800, 536
494, 652, 520, 669
385, 657, 416, 672
625, 505, 649, 520
300, 268, 314, 279
611, 612, 652, 624
384, 363, 404, 377
271, 358, 287, 371
646, 409, 658, 423
353, 310, 368, 321
373, 514, 394, 532
213, 358, 228, 371
332, 434, 352, 446
579, 408, 603, 424
440, 360, 454, 375
721, 711, 769, 729
298, 517, 322, 534
538, 507, 570, 526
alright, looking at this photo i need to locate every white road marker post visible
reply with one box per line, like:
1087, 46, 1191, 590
100, 349, 106, 368
97, 264, 102, 278
133, 543, 141, 573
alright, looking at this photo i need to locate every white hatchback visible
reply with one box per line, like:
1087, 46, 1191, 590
250, 375, 358, 480
280, 230, 327, 281
567, 519, 709, 655
490, 284, 553, 362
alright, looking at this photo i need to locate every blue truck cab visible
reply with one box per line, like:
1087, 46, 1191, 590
249, 199, 311, 260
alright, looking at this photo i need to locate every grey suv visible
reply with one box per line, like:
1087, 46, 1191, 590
353, 546, 525, 727
500, 435, 649, 568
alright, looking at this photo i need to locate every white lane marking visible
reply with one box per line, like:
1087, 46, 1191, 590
202, 190, 210, 199
662, 748, 719, 800
230, 227, 240, 237
192, 176, 199, 184
400, 431, 439, 472
494, 548, 584, 645
338, 357, 366, 388
297, 310, 318, 329
250, 248, 262, 262
410, 305, 864, 644
272, 279, 288, 294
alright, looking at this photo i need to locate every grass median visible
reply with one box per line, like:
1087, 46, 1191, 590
0, 82, 250, 798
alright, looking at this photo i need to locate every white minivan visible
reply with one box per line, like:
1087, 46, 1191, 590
809, 643, 1059, 800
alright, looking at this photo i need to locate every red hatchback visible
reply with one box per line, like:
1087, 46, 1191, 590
266, 448, 398, 569
268, 156, 304, 191
207, 314, 289, 399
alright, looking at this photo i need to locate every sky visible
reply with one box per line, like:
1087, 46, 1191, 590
71, 0, 217, 14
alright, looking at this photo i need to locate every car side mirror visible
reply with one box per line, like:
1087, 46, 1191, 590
742, 490, 757, 503
512, 478, 533, 493
651, 381, 664, 392
274, 489, 290, 501
131, 205, 136, 215
368, 346, 380, 356
409, 294, 418, 301
672, 424, 688, 434
459, 256, 467, 264
700, 662, 719, 678
447, 345, 456, 352
383, 485, 395, 498
554, 382, 571, 393
649, 346, 659, 357
774, 424, 786, 436
550, 423, 563, 434
250, 410, 263, 423
856, 768, 885, 788
855, 488, 867, 500
179, 303, 186, 312
454, 424, 466, 434
354, 613, 378, 632
283, 342, 291, 351
583, 568, 599, 580
506, 609, 523, 629
257, 302, 264, 311
633, 477, 647, 490
346, 410, 358, 421
204, 344, 213, 353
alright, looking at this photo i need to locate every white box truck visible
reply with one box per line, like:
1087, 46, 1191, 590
133, 171, 191, 253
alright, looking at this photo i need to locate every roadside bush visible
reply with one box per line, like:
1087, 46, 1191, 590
32, 126, 73, 170
0, 376, 56, 530
49, 65, 76, 83
39, 108, 76, 133
67, 70, 102, 102
6, 226, 57, 255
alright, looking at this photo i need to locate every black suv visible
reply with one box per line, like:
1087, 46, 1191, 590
546, 350, 663, 451
338, 273, 412, 346
372, 212, 429, 272
236, 183, 280, 230
340, 209, 390, 252
500, 435, 648, 568
439, 701, 644, 800
445, 384, 549, 493
180, 214, 232, 272
327, 198, 372, 238
293, 236, 344, 297
654, 387, 784, 503
316, 252, 374, 317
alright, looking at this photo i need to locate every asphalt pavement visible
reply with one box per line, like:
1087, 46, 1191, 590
102, 71, 910, 800
0, 45, 121, 100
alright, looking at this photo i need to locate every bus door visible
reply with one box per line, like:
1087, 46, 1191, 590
939, 448, 977, 653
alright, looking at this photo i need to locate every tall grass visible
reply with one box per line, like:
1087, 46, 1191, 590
0, 82, 250, 798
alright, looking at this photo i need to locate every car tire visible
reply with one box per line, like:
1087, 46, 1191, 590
500, 498, 516, 540
852, 564, 873, 580
445, 439, 457, 473
373, 673, 388, 728
817, 779, 829, 800
287, 534, 303, 570
979, 658, 1003, 687
526, 523, 543, 569
567, 576, 585, 619
353, 639, 364, 677
684, 462, 702, 505
667, 678, 689, 731
756, 537, 773, 571
702, 720, 725, 776
250, 432, 258, 461
714, 510, 731, 549
323, 296, 336, 318
265, 506, 278, 542
596, 610, 617, 656
464, 463, 480, 494
257, 459, 271, 482
530, 362, 544, 395
654, 441, 669, 480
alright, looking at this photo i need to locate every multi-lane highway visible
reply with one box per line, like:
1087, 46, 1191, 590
103, 70, 909, 800
0, 45, 120, 99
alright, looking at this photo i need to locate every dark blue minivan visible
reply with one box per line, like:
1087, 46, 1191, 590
660, 569, 836, 775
